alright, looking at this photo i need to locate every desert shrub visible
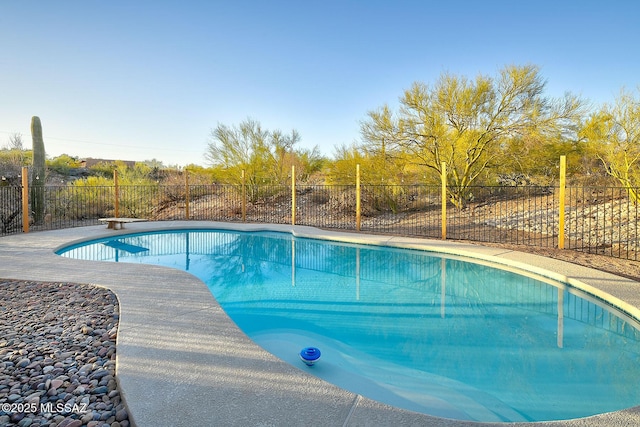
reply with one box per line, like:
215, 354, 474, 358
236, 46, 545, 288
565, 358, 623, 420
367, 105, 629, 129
53, 178, 113, 219
47, 154, 82, 175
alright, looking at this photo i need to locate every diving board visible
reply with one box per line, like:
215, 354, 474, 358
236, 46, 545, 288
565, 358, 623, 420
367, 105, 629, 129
99, 217, 148, 230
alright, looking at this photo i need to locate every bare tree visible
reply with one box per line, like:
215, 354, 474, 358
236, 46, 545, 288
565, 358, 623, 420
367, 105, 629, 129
8, 132, 24, 150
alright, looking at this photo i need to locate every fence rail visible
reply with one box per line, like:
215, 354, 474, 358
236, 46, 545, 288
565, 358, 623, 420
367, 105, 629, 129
2, 165, 639, 261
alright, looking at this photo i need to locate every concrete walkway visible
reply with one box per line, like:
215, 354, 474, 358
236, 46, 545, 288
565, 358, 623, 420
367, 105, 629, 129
1, 221, 640, 427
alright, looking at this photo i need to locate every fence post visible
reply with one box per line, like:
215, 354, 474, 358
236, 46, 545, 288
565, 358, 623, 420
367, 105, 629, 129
356, 164, 361, 231
113, 169, 120, 218
241, 169, 246, 222
291, 165, 296, 225
185, 170, 190, 220
21, 166, 29, 233
558, 155, 566, 249
441, 162, 447, 240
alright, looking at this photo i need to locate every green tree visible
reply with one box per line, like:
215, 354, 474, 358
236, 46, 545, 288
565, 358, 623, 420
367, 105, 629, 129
325, 143, 365, 185
207, 118, 271, 183
205, 118, 316, 200
581, 88, 640, 201
268, 128, 300, 184
47, 154, 82, 175
361, 64, 584, 207
498, 134, 587, 185
88, 161, 120, 178
359, 105, 410, 184
294, 146, 326, 183
0, 148, 31, 183
184, 164, 214, 184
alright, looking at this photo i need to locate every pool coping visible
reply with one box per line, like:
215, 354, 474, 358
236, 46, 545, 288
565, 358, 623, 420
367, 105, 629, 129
1, 221, 639, 427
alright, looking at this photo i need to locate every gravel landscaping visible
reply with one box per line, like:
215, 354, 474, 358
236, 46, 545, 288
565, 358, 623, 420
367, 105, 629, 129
0, 280, 128, 427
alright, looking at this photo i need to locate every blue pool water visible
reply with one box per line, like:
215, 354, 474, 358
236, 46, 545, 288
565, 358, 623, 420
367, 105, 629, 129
57, 229, 640, 422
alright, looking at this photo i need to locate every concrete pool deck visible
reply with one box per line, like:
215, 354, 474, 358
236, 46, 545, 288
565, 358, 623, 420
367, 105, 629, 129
1, 221, 640, 427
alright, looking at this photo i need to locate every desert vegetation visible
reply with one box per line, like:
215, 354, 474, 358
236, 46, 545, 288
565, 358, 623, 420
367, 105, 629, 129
1, 65, 639, 259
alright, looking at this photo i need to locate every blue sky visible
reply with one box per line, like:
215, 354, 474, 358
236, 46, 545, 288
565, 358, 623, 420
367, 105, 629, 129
1, 1, 638, 167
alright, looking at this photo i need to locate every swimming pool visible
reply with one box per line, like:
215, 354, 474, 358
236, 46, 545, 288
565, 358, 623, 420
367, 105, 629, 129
57, 229, 640, 423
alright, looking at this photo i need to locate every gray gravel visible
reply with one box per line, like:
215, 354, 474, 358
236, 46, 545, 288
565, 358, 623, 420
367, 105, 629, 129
0, 280, 129, 427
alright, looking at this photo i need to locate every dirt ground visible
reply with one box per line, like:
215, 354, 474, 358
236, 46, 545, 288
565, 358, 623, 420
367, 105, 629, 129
476, 241, 640, 283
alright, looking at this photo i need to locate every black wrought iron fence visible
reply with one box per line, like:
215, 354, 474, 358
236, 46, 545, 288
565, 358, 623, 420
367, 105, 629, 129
2, 181, 639, 261
445, 185, 559, 247
565, 186, 640, 259
246, 184, 290, 224
295, 185, 355, 230
358, 184, 441, 236
0, 184, 22, 234
187, 184, 244, 222
42, 185, 112, 229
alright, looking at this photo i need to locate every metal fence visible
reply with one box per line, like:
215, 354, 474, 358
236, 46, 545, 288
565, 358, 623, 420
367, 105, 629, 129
1, 180, 639, 261
0, 185, 23, 235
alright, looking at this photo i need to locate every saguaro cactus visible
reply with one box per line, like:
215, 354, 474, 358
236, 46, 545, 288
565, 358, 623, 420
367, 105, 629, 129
30, 116, 46, 224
